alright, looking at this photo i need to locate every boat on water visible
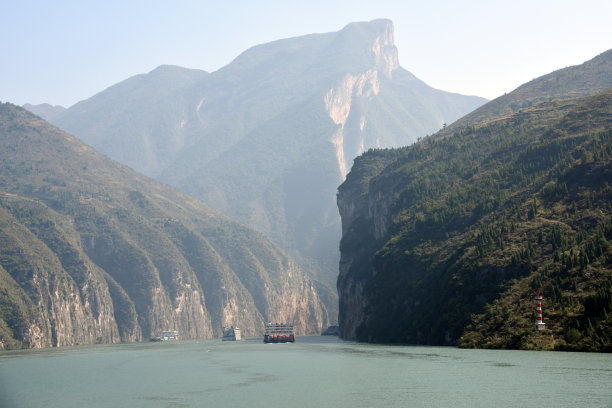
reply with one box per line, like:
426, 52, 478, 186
150, 330, 179, 342
222, 326, 242, 341
263, 323, 295, 343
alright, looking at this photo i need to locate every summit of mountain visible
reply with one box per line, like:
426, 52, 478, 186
22, 103, 66, 122
223, 19, 398, 80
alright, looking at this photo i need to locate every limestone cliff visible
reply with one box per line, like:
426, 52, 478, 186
323, 19, 398, 180
336, 150, 400, 339
0, 196, 132, 348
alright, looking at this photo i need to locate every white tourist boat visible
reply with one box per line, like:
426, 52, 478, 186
222, 326, 242, 341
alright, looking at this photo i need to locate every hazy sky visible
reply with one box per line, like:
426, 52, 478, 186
2, 0, 611, 107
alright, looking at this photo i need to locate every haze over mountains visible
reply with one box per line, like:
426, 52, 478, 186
337, 49, 612, 351
33, 19, 487, 292
22, 103, 65, 121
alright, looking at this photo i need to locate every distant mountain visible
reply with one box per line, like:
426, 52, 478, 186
0, 103, 328, 350
22, 103, 65, 121
40, 19, 487, 293
47, 65, 209, 175
337, 49, 612, 351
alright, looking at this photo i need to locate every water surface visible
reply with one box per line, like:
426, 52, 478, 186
1, 336, 611, 407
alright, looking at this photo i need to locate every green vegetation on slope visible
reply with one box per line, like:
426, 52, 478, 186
339, 91, 612, 351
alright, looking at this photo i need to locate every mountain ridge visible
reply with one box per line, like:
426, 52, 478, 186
22, 103, 66, 121
452, 49, 612, 128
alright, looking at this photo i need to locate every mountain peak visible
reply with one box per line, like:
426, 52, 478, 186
337, 19, 399, 78
372, 20, 398, 78
22, 102, 66, 121
226, 19, 399, 81
148, 64, 208, 77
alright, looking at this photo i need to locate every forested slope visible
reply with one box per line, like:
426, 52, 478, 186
337, 90, 611, 351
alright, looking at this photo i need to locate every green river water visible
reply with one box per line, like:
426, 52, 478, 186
1, 336, 611, 407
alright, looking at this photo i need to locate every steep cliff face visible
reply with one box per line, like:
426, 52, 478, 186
0, 196, 130, 348
336, 150, 401, 339
79, 216, 214, 340
325, 69, 381, 178
323, 19, 398, 180
0, 104, 328, 350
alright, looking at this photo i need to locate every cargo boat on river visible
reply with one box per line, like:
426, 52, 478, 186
264, 323, 295, 343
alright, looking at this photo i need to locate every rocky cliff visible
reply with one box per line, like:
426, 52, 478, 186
336, 149, 402, 339
0, 103, 328, 349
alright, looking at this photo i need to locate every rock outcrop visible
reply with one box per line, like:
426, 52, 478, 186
336, 150, 400, 339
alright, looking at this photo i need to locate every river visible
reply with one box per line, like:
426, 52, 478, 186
1, 336, 611, 407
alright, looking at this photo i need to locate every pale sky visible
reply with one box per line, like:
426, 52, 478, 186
2, 0, 611, 107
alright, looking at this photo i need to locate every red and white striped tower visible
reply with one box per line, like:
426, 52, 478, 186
535, 290, 546, 330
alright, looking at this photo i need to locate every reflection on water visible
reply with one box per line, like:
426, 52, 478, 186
1, 336, 611, 408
